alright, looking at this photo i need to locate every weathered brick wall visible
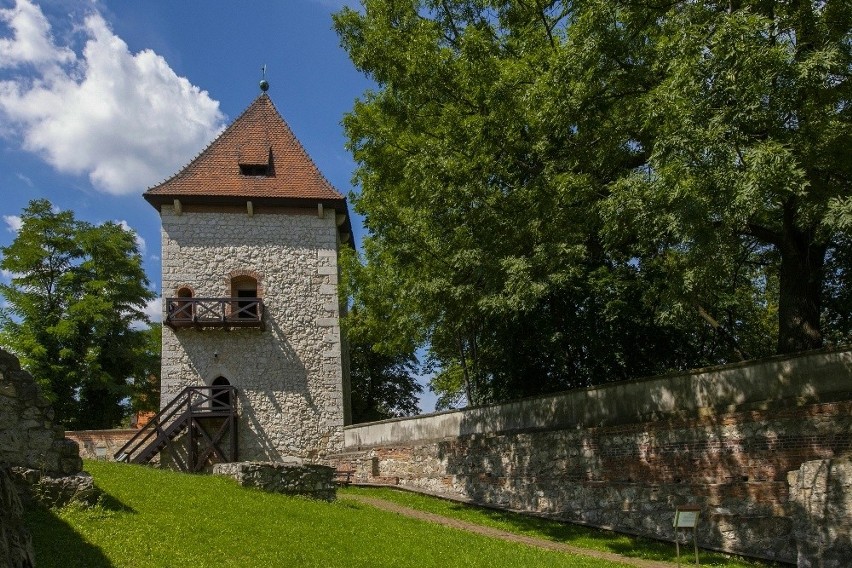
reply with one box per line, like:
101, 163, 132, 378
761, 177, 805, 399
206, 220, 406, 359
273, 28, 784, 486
160, 206, 348, 462
333, 348, 852, 564
65, 430, 138, 460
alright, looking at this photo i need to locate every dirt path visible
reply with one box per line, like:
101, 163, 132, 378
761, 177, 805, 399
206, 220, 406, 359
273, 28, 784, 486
340, 494, 683, 568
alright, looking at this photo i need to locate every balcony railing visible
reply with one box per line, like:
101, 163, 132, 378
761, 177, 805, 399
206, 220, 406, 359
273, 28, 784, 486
165, 297, 264, 330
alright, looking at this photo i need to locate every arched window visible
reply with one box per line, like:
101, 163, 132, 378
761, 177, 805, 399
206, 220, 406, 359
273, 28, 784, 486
230, 275, 259, 319
173, 287, 194, 320
211, 376, 231, 409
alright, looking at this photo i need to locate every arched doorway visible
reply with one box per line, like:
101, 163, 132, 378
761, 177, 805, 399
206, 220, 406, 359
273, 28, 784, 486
174, 286, 194, 321
230, 275, 258, 319
211, 376, 232, 409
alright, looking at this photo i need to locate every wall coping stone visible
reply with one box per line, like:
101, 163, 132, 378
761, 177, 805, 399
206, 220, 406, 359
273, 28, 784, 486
345, 346, 852, 448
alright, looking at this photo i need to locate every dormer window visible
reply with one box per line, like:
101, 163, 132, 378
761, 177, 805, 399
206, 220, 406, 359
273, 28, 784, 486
240, 163, 270, 177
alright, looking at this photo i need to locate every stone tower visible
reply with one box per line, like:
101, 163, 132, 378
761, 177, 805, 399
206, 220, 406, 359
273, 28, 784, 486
143, 92, 352, 463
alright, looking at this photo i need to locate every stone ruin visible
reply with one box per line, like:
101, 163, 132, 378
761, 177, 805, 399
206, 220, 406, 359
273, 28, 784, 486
1, 348, 99, 567
213, 460, 337, 501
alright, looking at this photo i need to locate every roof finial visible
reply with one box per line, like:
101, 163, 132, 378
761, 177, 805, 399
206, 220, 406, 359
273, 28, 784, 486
259, 65, 269, 92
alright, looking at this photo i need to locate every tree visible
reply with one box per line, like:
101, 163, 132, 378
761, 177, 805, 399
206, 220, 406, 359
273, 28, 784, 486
333, 1, 850, 406
348, 336, 422, 422
0, 199, 155, 428
588, 0, 852, 353
341, 247, 423, 422
130, 323, 161, 415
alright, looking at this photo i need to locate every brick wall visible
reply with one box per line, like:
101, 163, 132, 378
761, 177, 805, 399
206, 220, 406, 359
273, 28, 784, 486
332, 348, 852, 564
65, 430, 138, 461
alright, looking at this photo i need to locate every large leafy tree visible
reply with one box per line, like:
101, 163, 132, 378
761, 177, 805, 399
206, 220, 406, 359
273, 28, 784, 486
335, 0, 850, 406
0, 199, 155, 428
591, 0, 852, 353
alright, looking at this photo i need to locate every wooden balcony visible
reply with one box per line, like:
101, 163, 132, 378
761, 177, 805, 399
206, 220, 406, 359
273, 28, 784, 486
165, 297, 264, 330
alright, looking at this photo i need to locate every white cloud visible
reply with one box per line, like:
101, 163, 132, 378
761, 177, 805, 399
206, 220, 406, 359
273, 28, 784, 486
143, 297, 162, 323
0, 0, 225, 195
0, 0, 74, 68
15, 172, 33, 186
3, 214, 23, 232
116, 219, 146, 255
1, 268, 14, 281
130, 297, 162, 330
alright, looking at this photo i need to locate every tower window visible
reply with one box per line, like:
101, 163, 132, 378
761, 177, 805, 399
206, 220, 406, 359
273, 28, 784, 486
239, 163, 270, 176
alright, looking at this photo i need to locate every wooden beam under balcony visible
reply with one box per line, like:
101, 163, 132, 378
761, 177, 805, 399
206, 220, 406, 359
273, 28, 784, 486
164, 297, 265, 330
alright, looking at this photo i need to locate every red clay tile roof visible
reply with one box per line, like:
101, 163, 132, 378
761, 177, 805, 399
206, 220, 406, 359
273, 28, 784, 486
144, 94, 346, 209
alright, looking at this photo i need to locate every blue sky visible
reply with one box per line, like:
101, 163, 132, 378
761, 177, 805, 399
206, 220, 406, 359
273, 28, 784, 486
0, 0, 439, 412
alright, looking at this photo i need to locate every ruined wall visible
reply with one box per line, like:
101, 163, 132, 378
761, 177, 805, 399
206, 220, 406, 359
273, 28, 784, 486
1, 348, 86, 567
333, 348, 852, 564
213, 460, 336, 501
0, 349, 81, 476
160, 206, 347, 462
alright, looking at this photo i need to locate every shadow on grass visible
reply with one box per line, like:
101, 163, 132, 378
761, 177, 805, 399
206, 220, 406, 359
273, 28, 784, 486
22, 485, 136, 568
23, 505, 114, 568
95, 489, 136, 514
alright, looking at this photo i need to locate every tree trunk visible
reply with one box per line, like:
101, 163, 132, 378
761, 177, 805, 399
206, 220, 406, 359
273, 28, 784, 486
777, 226, 826, 354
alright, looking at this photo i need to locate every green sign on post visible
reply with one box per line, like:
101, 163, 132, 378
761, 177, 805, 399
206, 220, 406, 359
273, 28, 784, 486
673, 506, 700, 566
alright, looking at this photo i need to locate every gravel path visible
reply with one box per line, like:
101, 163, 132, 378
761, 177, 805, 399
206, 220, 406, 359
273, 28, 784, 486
341, 494, 683, 568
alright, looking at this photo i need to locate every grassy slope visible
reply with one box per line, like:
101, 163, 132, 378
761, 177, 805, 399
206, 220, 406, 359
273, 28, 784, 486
25, 461, 629, 568
341, 487, 780, 568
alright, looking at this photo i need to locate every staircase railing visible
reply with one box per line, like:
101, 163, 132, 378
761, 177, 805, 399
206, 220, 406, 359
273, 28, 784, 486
114, 385, 237, 471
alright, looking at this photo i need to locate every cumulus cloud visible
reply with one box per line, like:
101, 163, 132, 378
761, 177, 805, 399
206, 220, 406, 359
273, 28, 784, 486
0, 0, 225, 195
143, 297, 162, 323
3, 214, 23, 232
0, 0, 73, 68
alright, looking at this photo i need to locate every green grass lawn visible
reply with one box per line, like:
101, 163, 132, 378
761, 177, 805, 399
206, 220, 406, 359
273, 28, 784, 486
25, 461, 630, 568
24, 461, 781, 568
342, 487, 780, 568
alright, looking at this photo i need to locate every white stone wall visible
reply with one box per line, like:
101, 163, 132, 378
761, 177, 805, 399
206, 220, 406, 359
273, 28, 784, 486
160, 206, 346, 461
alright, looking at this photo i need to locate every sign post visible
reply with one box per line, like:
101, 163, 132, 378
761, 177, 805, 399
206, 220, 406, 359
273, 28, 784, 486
673, 505, 700, 566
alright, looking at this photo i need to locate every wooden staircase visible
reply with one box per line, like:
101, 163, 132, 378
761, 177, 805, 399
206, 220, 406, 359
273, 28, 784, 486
115, 385, 237, 472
